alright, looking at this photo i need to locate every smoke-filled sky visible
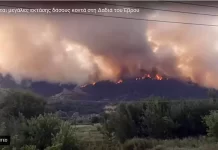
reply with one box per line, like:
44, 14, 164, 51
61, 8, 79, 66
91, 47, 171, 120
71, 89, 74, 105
1, 1, 218, 89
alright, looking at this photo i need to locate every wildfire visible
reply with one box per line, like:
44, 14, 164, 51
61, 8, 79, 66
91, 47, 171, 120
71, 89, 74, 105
143, 74, 151, 79
80, 82, 96, 88
116, 79, 123, 84
137, 74, 152, 80
136, 73, 164, 81
80, 73, 165, 88
155, 74, 163, 80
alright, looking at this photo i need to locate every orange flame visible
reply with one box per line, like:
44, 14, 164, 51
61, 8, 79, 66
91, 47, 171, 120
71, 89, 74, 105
81, 73, 165, 88
80, 82, 96, 87
116, 79, 123, 84
142, 74, 151, 79
155, 74, 163, 80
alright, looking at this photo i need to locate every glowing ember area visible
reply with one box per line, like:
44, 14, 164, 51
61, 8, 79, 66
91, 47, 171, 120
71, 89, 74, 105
136, 73, 156, 80
80, 73, 165, 88
116, 79, 123, 84
142, 74, 151, 79
155, 74, 163, 80
81, 82, 96, 87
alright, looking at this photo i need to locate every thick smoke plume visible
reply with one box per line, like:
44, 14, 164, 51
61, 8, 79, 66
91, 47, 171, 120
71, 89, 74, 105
1, 7, 218, 89
0, 14, 155, 85
0, 15, 104, 85
146, 13, 218, 89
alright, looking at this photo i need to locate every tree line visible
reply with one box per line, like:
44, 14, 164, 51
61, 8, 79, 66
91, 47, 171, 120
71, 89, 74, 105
0, 90, 218, 150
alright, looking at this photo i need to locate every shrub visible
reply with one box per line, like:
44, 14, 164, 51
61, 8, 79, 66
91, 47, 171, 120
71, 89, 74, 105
21, 114, 62, 150
153, 145, 166, 150
82, 141, 121, 150
20, 145, 37, 150
49, 122, 80, 150
203, 110, 218, 139
123, 138, 154, 150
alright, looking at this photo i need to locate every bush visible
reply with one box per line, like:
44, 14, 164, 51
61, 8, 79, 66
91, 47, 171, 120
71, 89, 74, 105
123, 138, 154, 150
82, 141, 121, 150
1, 113, 82, 150
49, 122, 80, 150
203, 110, 218, 139
21, 114, 62, 150
20, 145, 37, 150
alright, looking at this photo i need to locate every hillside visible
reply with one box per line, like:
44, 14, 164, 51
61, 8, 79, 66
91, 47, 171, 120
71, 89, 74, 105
52, 78, 211, 101
0, 75, 214, 101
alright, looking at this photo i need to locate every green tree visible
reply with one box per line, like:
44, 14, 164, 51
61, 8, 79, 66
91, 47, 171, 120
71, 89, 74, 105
0, 90, 46, 118
99, 99, 218, 142
203, 110, 218, 139
97, 113, 116, 143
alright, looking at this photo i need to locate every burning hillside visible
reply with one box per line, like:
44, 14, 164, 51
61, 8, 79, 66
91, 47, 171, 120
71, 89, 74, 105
0, 2, 218, 90
80, 72, 168, 88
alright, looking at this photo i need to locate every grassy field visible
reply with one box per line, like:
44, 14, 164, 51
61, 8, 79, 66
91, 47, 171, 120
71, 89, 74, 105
75, 124, 218, 150
152, 137, 218, 150
75, 124, 103, 142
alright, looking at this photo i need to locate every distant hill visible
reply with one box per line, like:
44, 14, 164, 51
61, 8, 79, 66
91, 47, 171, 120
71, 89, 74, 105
81, 78, 210, 100
48, 78, 212, 102
0, 77, 214, 115
0, 75, 76, 97
0, 74, 214, 100
48, 87, 90, 104
30, 82, 76, 97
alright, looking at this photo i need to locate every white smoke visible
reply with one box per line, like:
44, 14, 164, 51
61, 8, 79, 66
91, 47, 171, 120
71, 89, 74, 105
0, 15, 101, 85
146, 13, 218, 89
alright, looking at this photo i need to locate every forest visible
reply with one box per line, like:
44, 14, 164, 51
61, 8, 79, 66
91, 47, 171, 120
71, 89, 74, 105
0, 89, 218, 150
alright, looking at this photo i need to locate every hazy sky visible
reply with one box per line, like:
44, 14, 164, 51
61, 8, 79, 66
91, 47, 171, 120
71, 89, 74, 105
0, 1, 218, 89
